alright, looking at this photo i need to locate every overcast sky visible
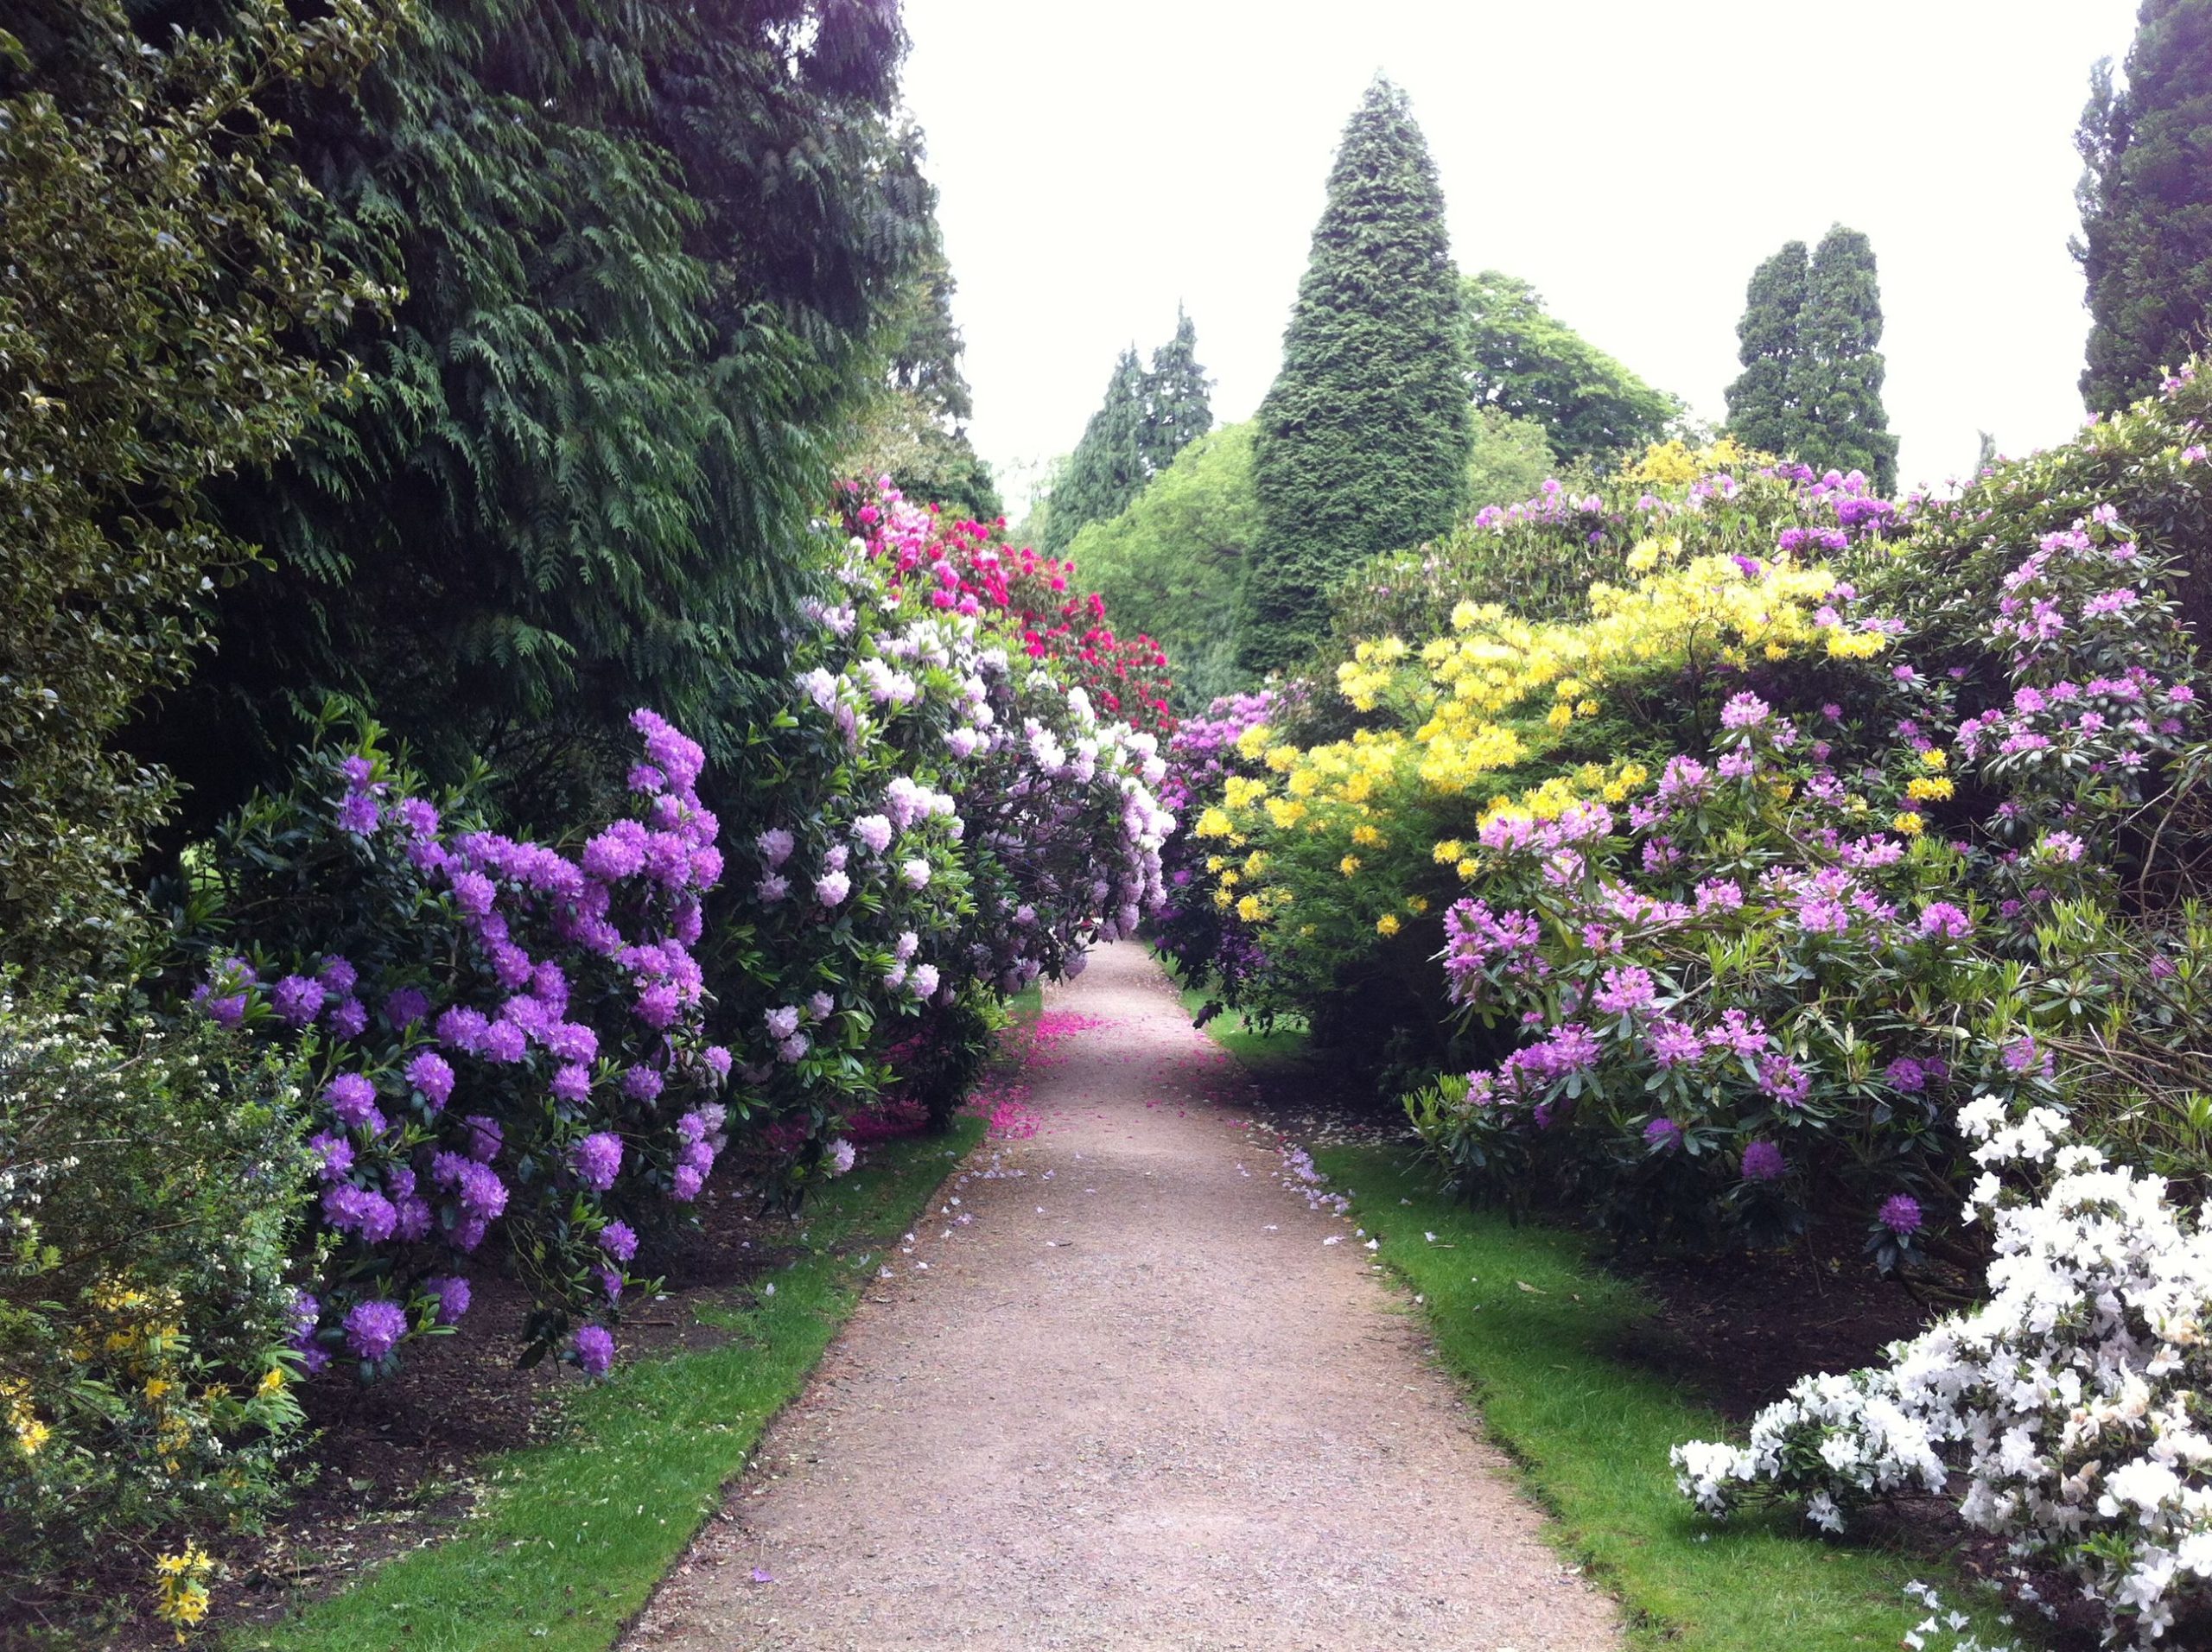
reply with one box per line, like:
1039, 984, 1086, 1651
900, 0, 2145, 512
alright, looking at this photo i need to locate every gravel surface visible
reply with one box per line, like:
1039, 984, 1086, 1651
624, 942, 1622, 1650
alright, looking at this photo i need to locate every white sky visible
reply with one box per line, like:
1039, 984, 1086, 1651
900, 0, 2145, 512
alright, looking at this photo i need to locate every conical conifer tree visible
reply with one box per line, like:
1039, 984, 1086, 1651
1724, 241, 1809, 462
2075, 0, 2212, 411
1799, 225, 1898, 495
1240, 77, 1471, 675
1141, 307, 1213, 474
1043, 346, 1149, 553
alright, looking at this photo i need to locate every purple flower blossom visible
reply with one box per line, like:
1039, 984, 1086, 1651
325, 1073, 383, 1133
1643, 1116, 1683, 1151
1885, 1057, 1927, 1094
1740, 1140, 1788, 1182
852, 814, 893, 854
621, 1065, 664, 1102
1593, 964, 1658, 1018
327, 996, 368, 1040
1919, 902, 1974, 941
405, 1051, 455, 1110
552, 1063, 592, 1104
272, 974, 327, 1027
384, 986, 430, 1026
1878, 1194, 1923, 1237
814, 869, 851, 907
308, 1131, 354, 1180
572, 1325, 614, 1378
427, 1275, 472, 1325
463, 1114, 503, 1163
571, 1131, 624, 1191
344, 1299, 408, 1362
1719, 691, 1771, 730
598, 1220, 639, 1264
336, 792, 381, 836
319, 956, 359, 996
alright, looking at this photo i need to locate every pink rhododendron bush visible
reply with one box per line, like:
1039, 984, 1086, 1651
1161, 368, 2212, 1642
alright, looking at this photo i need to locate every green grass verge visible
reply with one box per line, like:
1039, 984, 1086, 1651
1315, 1144, 2036, 1651
238, 1117, 985, 1652
1169, 973, 1310, 1070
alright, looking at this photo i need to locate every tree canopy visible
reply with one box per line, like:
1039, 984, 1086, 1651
1065, 422, 1259, 713
1456, 271, 1678, 467
132, 0, 932, 836
2075, 0, 2212, 411
1242, 77, 1470, 676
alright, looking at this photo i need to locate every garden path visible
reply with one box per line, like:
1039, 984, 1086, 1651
624, 942, 1621, 1651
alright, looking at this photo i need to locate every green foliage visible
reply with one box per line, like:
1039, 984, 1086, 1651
1243, 77, 1471, 676
139, 0, 931, 833
1800, 226, 1898, 495
1723, 241, 1809, 466
1456, 271, 1679, 467
1140, 305, 1214, 473
1065, 423, 1260, 712
0, 0, 386, 979
1725, 231, 1897, 494
1042, 346, 1151, 554
2076, 1, 2212, 413
1464, 407, 1560, 511
0, 989, 313, 1620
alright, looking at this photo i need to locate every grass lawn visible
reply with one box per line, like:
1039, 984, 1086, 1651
1313, 1143, 2037, 1652
1168, 971, 1309, 1071
238, 1117, 984, 1652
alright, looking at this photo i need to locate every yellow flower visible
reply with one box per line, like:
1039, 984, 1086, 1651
1433, 839, 1465, 864
1212, 888, 1233, 910
1376, 912, 1402, 937
1624, 542, 1660, 574
1575, 698, 1599, 717
1265, 797, 1307, 829
257, 1368, 289, 1397
1338, 855, 1362, 877
1456, 858, 1478, 880
1234, 724, 1270, 759
1906, 776, 1954, 802
1893, 811, 1925, 836
1919, 747, 1948, 771
1205, 855, 1226, 873
1264, 744, 1298, 772
1407, 896, 1429, 915
1195, 806, 1233, 839
1351, 823, 1383, 847
1764, 641, 1789, 661
1236, 894, 1264, 923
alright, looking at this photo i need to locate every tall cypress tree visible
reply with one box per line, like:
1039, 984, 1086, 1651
1724, 241, 1809, 462
1724, 230, 1897, 493
1240, 77, 1470, 676
1799, 226, 1898, 495
2075, 0, 2212, 411
1140, 306, 1213, 474
1043, 347, 1150, 554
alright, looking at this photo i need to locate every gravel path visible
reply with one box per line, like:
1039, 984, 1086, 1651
624, 942, 1622, 1651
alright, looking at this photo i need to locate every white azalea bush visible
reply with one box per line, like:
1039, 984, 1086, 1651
1674, 1090, 2212, 1644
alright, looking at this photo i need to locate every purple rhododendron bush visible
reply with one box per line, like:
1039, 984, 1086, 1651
1161, 365, 2212, 1642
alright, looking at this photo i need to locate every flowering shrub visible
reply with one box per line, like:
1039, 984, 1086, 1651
175, 706, 734, 1377
0, 991, 309, 1613
837, 480, 1177, 735
1673, 1101, 2212, 1646
1175, 365, 2212, 1257
700, 484, 1173, 1176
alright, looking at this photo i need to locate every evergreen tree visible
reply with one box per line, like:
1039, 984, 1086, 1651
2075, 0, 2212, 411
1042, 346, 1149, 554
1725, 230, 1897, 494
1458, 272, 1678, 466
1799, 225, 1898, 495
1140, 306, 1213, 474
1241, 77, 1470, 676
1724, 241, 1810, 462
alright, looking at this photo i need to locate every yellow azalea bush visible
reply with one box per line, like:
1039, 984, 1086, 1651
1, 991, 311, 1625
1183, 533, 1900, 1064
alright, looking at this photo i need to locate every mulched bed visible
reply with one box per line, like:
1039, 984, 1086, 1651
3, 1176, 814, 1652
